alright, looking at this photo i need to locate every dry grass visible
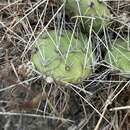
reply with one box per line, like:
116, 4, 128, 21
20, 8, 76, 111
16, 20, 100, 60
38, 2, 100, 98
0, 0, 130, 130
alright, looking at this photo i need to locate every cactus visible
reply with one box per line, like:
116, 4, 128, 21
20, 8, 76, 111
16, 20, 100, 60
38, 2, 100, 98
105, 38, 130, 76
31, 30, 93, 83
58, 0, 110, 32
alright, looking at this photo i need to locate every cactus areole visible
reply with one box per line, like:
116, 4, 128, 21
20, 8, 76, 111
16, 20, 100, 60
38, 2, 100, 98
58, 0, 110, 32
31, 30, 93, 84
105, 38, 130, 77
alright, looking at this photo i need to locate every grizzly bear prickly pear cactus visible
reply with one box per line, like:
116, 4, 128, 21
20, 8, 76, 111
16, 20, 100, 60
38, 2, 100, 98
31, 30, 93, 83
105, 38, 130, 77
58, 0, 110, 32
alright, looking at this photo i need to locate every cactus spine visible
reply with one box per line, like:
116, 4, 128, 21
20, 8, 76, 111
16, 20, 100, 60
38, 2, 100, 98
31, 30, 93, 83
105, 38, 130, 76
58, 0, 110, 32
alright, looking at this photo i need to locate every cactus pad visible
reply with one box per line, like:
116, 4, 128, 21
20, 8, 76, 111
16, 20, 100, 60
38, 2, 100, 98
31, 30, 93, 83
58, 0, 110, 32
105, 38, 130, 76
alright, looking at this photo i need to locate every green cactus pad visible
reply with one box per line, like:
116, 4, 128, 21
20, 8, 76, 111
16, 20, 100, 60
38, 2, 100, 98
31, 30, 93, 83
105, 38, 130, 76
58, 0, 110, 32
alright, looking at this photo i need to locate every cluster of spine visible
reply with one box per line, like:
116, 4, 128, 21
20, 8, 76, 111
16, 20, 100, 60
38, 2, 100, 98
32, 1, 130, 83
31, 31, 93, 83
58, 0, 111, 32
105, 38, 130, 77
